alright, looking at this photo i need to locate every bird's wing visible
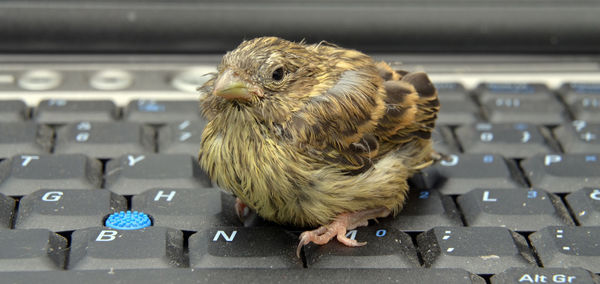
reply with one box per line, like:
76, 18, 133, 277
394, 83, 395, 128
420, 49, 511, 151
286, 64, 385, 148
296, 62, 439, 175
283, 60, 390, 174
374, 62, 440, 148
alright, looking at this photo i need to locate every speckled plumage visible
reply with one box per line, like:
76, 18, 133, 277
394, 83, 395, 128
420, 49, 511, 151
198, 37, 439, 230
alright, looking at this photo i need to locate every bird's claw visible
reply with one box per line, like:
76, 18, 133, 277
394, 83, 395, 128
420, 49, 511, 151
431, 151, 445, 162
234, 198, 249, 222
296, 231, 313, 258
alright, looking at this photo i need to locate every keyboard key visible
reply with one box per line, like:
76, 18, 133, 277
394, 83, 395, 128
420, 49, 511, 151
436, 97, 481, 126
476, 83, 567, 125
521, 154, 600, 193
481, 97, 566, 125
0, 122, 53, 159
478, 83, 551, 101
382, 188, 462, 232
417, 227, 536, 274
0, 100, 27, 121
565, 187, 600, 226
529, 226, 600, 273
457, 188, 574, 231
0, 193, 15, 228
54, 121, 155, 159
34, 99, 117, 124
104, 154, 211, 195
559, 83, 600, 122
569, 98, 600, 122
124, 100, 201, 124
132, 188, 237, 231
0, 268, 487, 284
0, 229, 67, 271
455, 123, 556, 158
304, 226, 419, 268
189, 227, 303, 268
158, 120, 207, 155
491, 267, 598, 284
554, 120, 600, 153
0, 154, 102, 196
560, 82, 600, 103
417, 154, 526, 195
434, 82, 468, 99
68, 227, 185, 270
15, 189, 126, 231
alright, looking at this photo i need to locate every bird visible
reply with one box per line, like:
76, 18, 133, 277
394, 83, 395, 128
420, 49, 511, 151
197, 37, 440, 257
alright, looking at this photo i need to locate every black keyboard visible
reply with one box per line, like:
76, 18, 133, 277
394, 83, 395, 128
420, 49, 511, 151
1, 56, 600, 283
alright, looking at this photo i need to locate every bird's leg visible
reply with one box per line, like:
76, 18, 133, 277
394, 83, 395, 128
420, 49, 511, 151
234, 197, 249, 221
296, 207, 391, 257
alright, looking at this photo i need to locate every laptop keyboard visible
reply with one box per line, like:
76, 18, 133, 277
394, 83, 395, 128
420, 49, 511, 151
1, 59, 599, 283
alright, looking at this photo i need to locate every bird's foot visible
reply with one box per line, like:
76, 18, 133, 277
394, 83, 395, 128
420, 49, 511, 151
235, 198, 249, 222
296, 207, 391, 257
412, 151, 446, 170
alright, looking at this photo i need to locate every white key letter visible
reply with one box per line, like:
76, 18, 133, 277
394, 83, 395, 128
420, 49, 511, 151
154, 190, 176, 201
521, 131, 531, 143
213, 230, 237, 242
76, 132, 90, 142
482, 191, 498, 202
42, 191, 63, 202
518, 274, 534, 283
179, 132, 192, 142
544, 155, 562, 166
480, 132, 494, 142
21, 155, 40, 166
127, 155, 145, 166
178, 120, 190, 130
77, 121, 92, 131
96, 230, 118, 242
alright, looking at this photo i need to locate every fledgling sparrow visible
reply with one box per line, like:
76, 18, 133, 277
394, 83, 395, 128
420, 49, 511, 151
198, 37, 439, 257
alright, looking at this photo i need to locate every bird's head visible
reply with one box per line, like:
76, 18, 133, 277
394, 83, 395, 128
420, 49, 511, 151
199, 36, 383, 147
214, 37, 304, 102
199, 37, 332, 124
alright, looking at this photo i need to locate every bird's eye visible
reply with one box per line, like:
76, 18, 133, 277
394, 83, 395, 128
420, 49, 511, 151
271, 67, 285, 81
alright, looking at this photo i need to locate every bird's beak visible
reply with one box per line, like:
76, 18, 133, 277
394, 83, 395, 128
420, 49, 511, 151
212, 69, 257, 102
